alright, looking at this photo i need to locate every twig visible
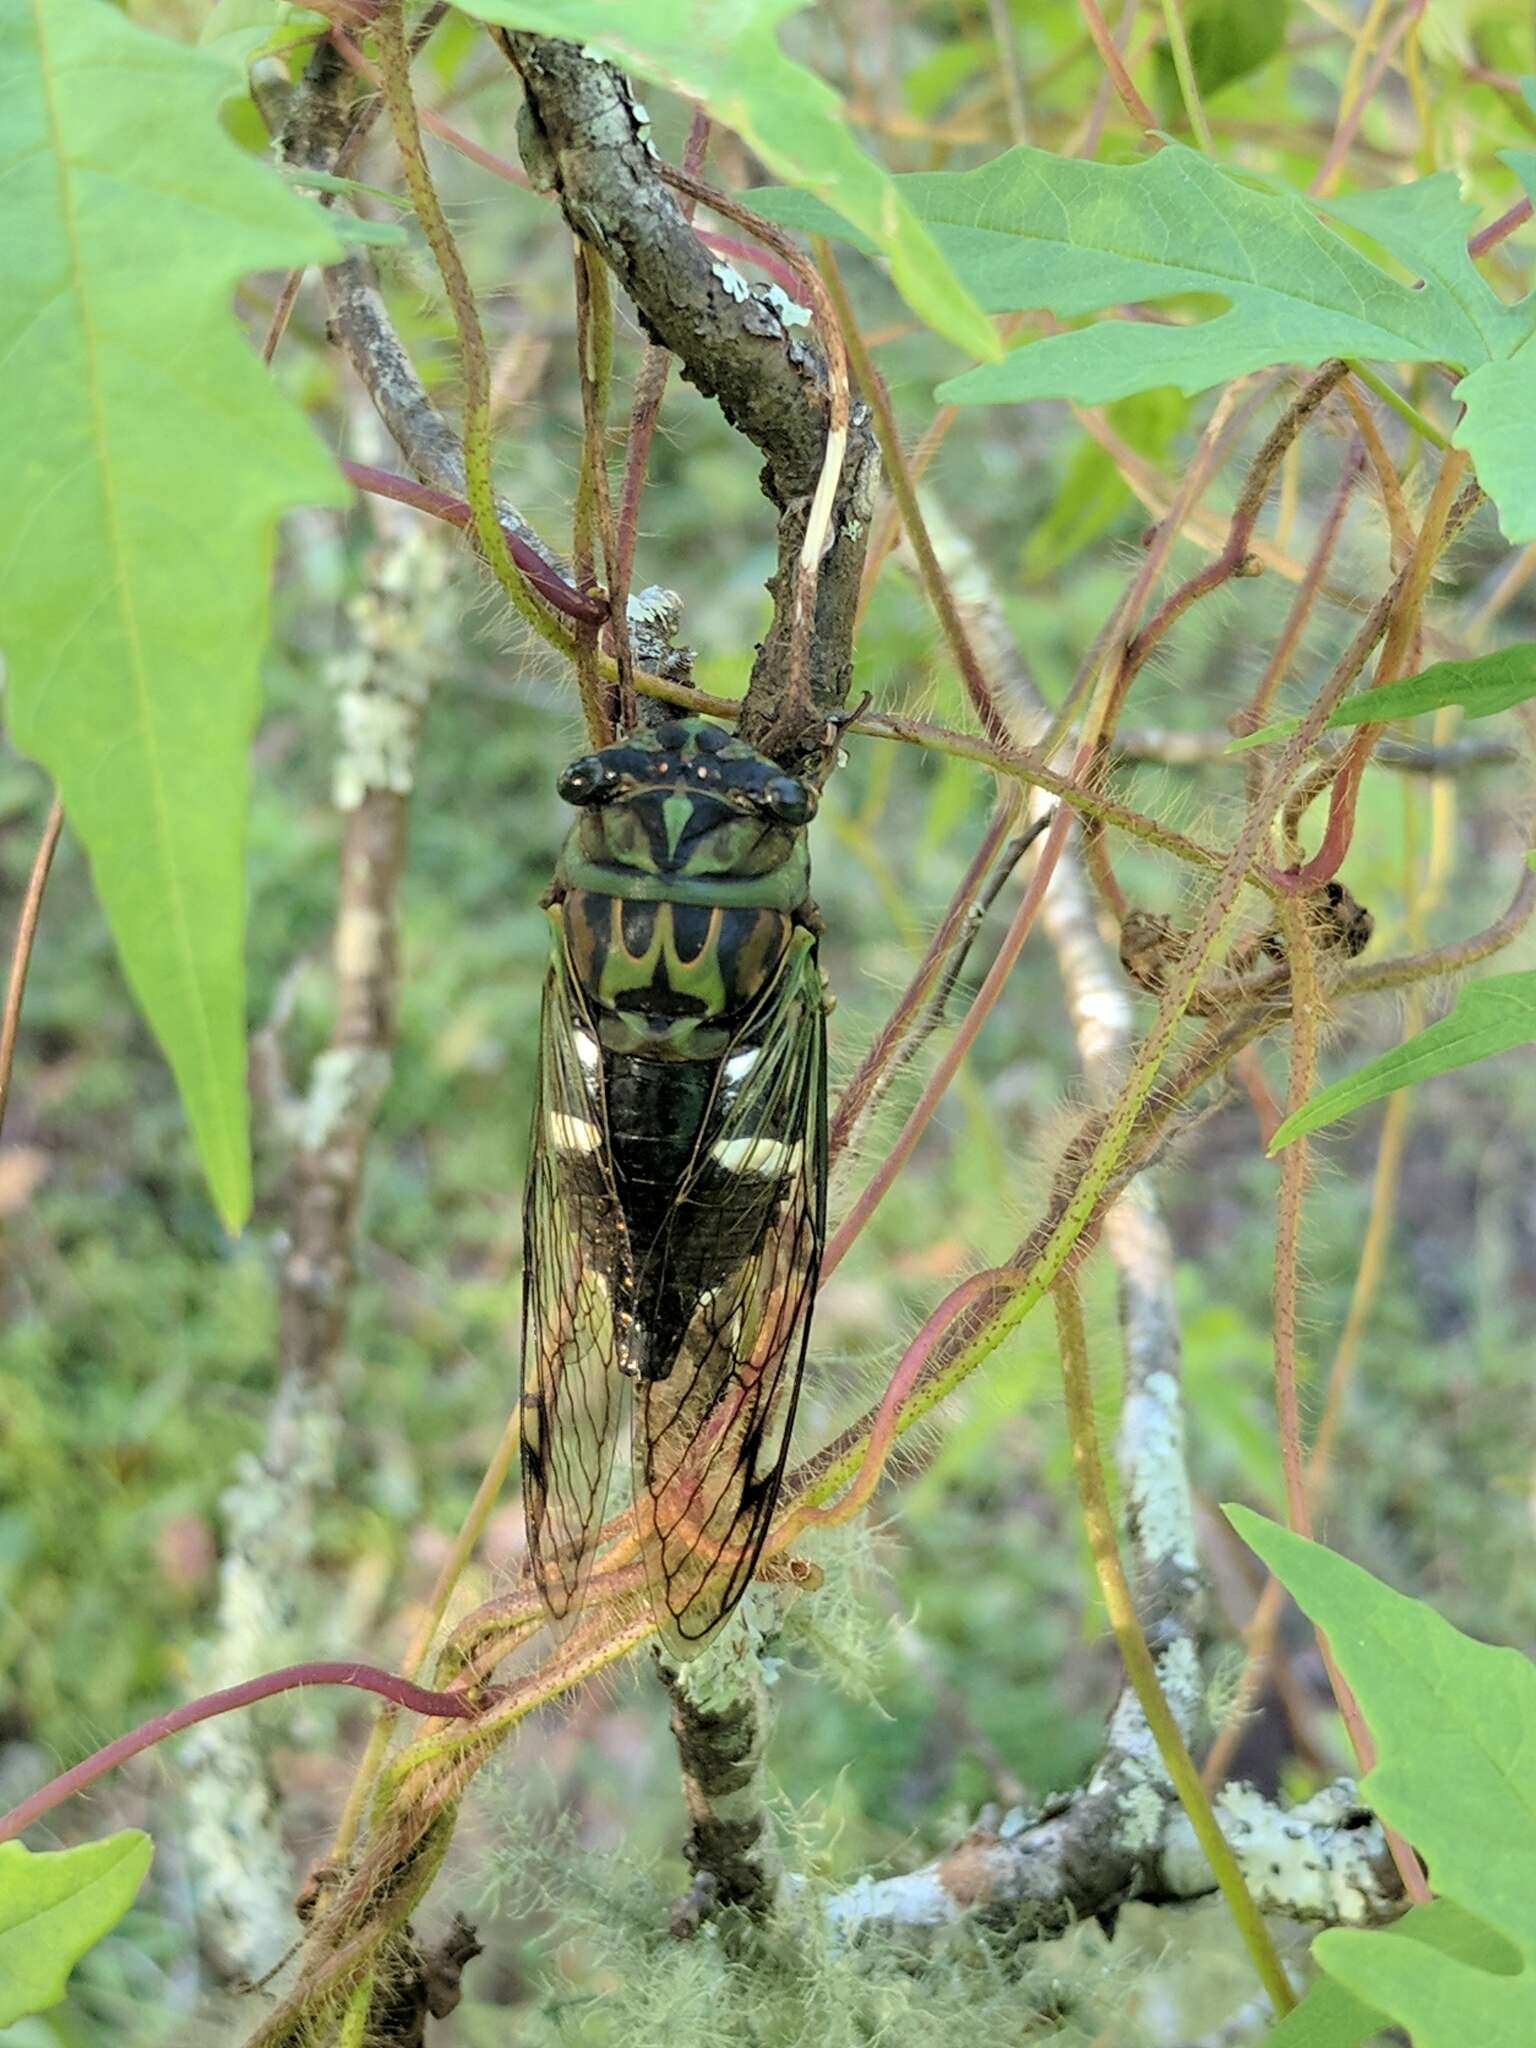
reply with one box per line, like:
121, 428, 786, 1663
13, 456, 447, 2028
340, 460, 603, 621
821, 799, 1074, 1276
374, 5, 565, 654
279, 39, 580, 650
1078, 0, 1159, 132
330, 1406, 523, 1864
611, 108, 711, 641
0, 798, 63, 1142
1159, 0, 1214, 151
818, 241, 1014, 748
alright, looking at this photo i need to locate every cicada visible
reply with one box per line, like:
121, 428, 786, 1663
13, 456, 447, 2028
521, 716, 826, 1656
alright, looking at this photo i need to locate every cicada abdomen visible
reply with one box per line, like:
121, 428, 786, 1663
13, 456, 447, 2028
521, 718, 826, 1656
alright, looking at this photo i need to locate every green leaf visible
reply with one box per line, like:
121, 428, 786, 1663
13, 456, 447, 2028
0, 0, 347, 1229
751, 150, 1536, 539
451, 1, 1001, 363
1231, 643, 1536, 749
1268, 968, 1536, 1150
1228, 1509, 1536, 2047
0, 1833, 154, 2025
1155, 0, 1291, 107
1263, 1902, 1522, 2047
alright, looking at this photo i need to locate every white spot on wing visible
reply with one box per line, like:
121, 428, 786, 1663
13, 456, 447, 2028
710, 1136, 801, 1177
549, 1112, 602, 1155
724, 1047, 761, 1083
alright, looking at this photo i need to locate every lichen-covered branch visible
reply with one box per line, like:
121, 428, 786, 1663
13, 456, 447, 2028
500, 32, 880, 758
182, 507, 454, 1982
823, 1776, 1400, 1942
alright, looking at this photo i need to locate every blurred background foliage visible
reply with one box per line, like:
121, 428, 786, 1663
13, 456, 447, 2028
3, 0, 1536, 2040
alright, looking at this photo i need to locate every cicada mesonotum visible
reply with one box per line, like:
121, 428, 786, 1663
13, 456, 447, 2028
522, 717, 827, 1656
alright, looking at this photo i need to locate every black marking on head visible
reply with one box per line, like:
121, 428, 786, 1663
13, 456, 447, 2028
558, 719, 817, 824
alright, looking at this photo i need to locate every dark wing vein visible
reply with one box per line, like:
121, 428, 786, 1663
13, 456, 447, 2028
634, 939, 827, 1654
521, 948, 630, 1624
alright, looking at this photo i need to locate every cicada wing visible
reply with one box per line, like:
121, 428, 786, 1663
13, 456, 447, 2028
633, 937, 827, 1656
521, 944, 631, 1629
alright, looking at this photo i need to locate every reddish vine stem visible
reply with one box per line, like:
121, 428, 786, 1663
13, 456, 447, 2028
1236, 443, 1363, 736
818, 244, 1014, 749
828, 794, 1022, 1160
822, 796, 1076, 1277
1281, 460, 1478, 890
0, 798, 63, 1144
0, 1664, 476, 1845
340, 460, 605, 621
1468, 194, 1534, 258
1077, 0, 1158, 131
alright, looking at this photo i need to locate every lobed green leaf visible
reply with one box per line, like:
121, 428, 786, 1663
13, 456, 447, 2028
752, 147, 1536, 539
0, 1833, 154, 2026
1230, 1509, 1536, 2047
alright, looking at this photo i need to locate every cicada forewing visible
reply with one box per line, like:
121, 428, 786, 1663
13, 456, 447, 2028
632, 933, 827, 1656
521, 950, 633, 1627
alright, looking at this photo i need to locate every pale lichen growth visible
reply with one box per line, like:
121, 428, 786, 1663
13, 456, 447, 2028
327, 522, 448, 810
627, 584, 683, 639
759, 282, 812, 329
1122, 1364, 1200, 1575
300, 1046, 390, 1154
1162, 1779, 1394, 1927
711, 259, 752, 304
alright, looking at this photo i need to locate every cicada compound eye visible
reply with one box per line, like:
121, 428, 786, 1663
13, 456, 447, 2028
760, 774, 815, 825
558, 755, 618, 807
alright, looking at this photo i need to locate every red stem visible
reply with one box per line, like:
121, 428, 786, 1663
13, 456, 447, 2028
822, 798, 1076, 1278
1467, 196, 1533, 260
340, 460, 606, 623
0, 1663, 475, 1844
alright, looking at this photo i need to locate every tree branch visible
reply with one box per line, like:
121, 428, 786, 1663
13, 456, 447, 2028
500, 32, 880, 760
183, 494, 456, 1983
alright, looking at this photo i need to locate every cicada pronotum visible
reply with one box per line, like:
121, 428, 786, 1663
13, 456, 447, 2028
521, 717, 827, 1656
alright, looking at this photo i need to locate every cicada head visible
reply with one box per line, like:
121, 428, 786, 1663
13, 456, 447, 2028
558, 718, 816, 885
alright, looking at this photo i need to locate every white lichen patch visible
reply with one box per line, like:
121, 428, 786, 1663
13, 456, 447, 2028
328, 524, 449, 808
711, 259, 752, 303
301, 1047, 390, 1154
759, 282, 812, 329
627, 584, 683, 638
1122, 1365, 1199, 1575
1161, 1778, 1390, 1925
823, 1867, 959, 1934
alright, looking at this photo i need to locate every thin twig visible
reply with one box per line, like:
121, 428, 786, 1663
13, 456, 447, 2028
1052, 1277, 1294, 2016
0, 799, 63, 1143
